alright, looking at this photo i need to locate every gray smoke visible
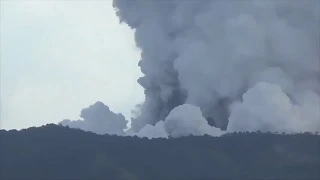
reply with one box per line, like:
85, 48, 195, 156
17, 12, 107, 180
135, 104, 224, 139
59, 102, 128, 135
113, 0, 320, 136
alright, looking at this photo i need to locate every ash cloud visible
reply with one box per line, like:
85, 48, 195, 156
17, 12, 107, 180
59, 102, 128, 135
113, 0, 320, 135
228, 82, 320, 133
135, 104, 224, 139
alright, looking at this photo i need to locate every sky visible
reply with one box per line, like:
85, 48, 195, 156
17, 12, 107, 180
0, 0, 144, 130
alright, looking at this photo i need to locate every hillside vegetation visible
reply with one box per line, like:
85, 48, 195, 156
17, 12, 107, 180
1, 124, 319, 180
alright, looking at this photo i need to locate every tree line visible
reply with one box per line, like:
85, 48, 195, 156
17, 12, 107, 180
0, 124, 319, 180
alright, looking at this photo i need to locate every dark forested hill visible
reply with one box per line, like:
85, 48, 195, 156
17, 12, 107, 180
0, 124, 319, 180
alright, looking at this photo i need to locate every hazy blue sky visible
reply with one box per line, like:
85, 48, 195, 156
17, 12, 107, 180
0, 0, 144, 130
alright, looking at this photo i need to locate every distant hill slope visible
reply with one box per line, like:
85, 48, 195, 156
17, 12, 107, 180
0, 124, 319, 180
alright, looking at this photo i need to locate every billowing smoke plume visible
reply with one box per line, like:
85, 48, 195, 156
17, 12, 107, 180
135, 104, 224, 139
59, 102, 128, 135
113, 0, 320, 135
228, 82, 320, 133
